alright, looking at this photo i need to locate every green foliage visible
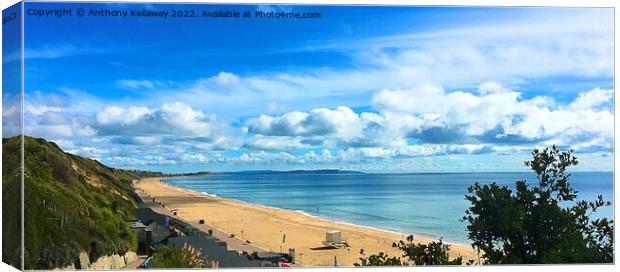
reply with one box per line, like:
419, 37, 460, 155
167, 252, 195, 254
394, 235, 463, 265
463, 145, 614, 264
2, 137, 22, 269
2, 136, 161, 269
354, 249, 402, 266
152, 245, 205, 268
354, 235, 463, 266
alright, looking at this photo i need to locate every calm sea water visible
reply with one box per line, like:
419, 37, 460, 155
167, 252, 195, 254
164, 172, 614, 244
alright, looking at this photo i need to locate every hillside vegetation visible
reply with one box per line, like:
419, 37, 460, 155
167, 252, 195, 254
2, 136, 161, 269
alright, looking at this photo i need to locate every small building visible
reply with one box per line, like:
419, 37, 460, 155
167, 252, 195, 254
145, 221, 173, 244
323, 230, 343, 247
132, 208, 174, 255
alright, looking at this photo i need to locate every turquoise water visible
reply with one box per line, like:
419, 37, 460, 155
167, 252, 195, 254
164, 172, 614, 244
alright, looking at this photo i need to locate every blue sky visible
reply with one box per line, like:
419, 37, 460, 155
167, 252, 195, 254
2, 2, 21, 138
8, 3, 614, 173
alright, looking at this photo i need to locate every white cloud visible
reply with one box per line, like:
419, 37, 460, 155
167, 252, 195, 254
245, 85, 613, 157
2, 93, 22, 137
569, 87, 613, 110
477, 81, 510, 95
210, 72, 240, 86
112, 136, 161, 145
23, 94, 97, 138
105, 155, 177, 166
94, 102, 240, 139
298, 9, 612, 84
23, 81, 613, 171
246, 106, 365, 139
25, 44, 103, 59
145, 10, 612, 119
26, 104, 62, 115
21, 8, 613, 171
244, 135, 307, 151
96, 106, 152, 125
116, 80, 155, 90
372, 85, 527, 137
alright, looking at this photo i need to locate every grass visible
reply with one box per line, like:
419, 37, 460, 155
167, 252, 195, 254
2, 136, 162, 269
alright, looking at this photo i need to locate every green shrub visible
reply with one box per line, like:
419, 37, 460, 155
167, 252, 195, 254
152, 245, 206, 268
2, 136, 161, 269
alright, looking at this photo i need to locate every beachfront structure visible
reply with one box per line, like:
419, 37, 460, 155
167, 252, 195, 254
132, 208, 174, 254
323, 230, 343, 247
132, 207, 271, 267
145, 222, 173, 244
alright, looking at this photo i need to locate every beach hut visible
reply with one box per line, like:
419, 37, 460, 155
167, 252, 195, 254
323, 230, 343, 247
132, 208, 174, 254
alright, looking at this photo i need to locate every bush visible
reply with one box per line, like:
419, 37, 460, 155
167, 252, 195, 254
354, 250, 402, 266
394, 235, 463, 265
354, 234, 463, 266
152, 244, 205, 268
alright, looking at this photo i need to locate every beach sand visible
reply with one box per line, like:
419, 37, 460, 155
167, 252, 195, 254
135, 177, 479, 267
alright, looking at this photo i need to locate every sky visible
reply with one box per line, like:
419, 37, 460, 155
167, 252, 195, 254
4, 3, 614, 173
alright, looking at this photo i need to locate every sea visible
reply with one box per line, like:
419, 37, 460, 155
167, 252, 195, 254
164, 171, 614, 244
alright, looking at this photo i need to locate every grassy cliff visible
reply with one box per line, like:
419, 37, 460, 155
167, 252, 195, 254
2, 136, 161, 269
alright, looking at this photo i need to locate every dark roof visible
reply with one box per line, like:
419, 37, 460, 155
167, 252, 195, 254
167, 237, 261, 267
134, 208, 168, 226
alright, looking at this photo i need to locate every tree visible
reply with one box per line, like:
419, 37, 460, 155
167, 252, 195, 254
152, 244, 205, 268
354, 235, 463, 266
463, 145, 613, 264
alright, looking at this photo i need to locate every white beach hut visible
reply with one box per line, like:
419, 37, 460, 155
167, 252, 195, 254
323, 230, 343, 247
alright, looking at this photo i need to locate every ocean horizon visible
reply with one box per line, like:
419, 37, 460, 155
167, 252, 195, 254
164, 171, 614, 244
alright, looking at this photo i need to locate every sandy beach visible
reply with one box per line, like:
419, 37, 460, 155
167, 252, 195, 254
134, 177, 478, 267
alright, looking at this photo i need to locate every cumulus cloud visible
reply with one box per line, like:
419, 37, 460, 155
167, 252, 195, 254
477, 81, 511, 95
246, 106, 365, 138
568, 87, 613, 110
94, 102, 238, 138
373, 85, 613, 146
24, 103, 96, 138
245, 85, 613, 158
23, 81, 613, 171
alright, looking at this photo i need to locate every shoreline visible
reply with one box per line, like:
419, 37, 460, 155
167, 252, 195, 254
136, 177, 479, 266
161, 176, 446, 243
161, 176, 470, 247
